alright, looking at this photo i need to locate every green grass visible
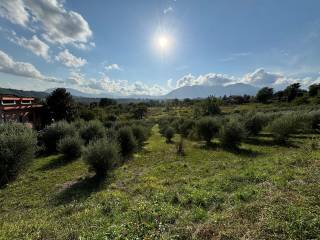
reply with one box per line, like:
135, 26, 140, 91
0, 126, 320, 239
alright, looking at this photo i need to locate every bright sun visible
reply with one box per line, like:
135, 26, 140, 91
158, 36, 169, 49
154, 34, 172, 54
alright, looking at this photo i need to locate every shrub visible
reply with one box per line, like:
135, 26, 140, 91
117, 127, 137, 157
307, 110, 320, 130
84, 139, 119, 178
180, 119, 195, 137
57, 136, 83, 160
80, 120, 105, 144
0, 123, 37, 186
219, 120, 245, 149
196, 117, 220, 145
131, 125, 147, 148
268, 114, 299, 143
243, 113, 266, 136
40, 121, 75, 153
164, 127, 175, 143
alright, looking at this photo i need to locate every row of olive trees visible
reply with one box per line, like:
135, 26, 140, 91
39, 119, 151, 179
0, 119, 151, 187
159, 109, 320, 149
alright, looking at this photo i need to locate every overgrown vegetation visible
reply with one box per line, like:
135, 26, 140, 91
0, 123, 36, 186
1, 88, 320, 239
83, 139, 119, 178
57, 136, 83, 160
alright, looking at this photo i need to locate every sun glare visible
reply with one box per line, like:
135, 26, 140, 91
154, 34, 172, 54
158, 36, 169, 49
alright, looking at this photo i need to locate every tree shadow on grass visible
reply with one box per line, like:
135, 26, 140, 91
38, 155, 76, 171
52, 174, 107, 205
244, 137, 299, 148
224, 147, 262, 158
199, 142, 220, 150
243, 137, 279, 147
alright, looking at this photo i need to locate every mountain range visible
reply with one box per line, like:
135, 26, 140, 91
0, 83, 259, 100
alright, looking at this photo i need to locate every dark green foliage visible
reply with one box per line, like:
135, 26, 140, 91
117, 127, 137, 156
79, 108, 95, 121
131, 125, 147, 147
196, 117, 220, 145
256, 87, 274, 103
307, 110, 320, 130
309, 84, 320, 97
268, 114, 299, 143
243, 112, 266, 136
99, 98, 116, 107
84, 139, 119, 178
195, 96, 221, 117
57, 136, 83, 160
219, 120, 245, 149
180, 119, 195, 137
0, 123, 36, 186
284, 83, 303, 102
80, 120, 105, 144
40, 121, 76, 153
46, 88, 75, 121
164, 127, 175, 143
106, 128, 117, 141
132, 104, 148, 119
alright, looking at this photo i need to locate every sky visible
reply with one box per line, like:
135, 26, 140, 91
0, 0, 320, 96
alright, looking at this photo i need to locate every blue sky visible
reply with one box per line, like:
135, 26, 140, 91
0, 0, 319, 96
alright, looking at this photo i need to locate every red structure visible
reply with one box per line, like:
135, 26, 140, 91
0, 96, 43, 129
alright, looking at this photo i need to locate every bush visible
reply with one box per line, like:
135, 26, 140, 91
84, 139, 119, 178
57, 136, 83, 160
131, 125, 147, 148
164, 127, 175, 143
180, 119, 195, 137
307, 110, 320, 130
117, 127, 137, 157
40, 121, 75, 153
219, 120, 245, 149
196, 117, 220, 145
0, 123, 37, 186
80, 120, 105, 144
268, 114, 299, 143
243, 113, 266, 136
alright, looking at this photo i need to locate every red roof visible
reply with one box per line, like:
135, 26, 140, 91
0, 96, 34, 101
0, 104, 42, 111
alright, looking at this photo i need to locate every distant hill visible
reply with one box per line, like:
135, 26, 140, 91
0, 87, 49, 99
163, 83, 259, 99
0, 87, 156, 104
45, 88, 116, 98
1, 83, 259, 102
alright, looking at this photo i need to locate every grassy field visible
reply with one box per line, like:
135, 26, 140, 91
0, 124, 319, 239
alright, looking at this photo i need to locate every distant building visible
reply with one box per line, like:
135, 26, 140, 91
0, 96, 43, 129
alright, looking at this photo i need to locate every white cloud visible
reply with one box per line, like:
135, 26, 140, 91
167, 79, 174, 89
0, 0, 29, 27
66, 71, 167, 96
67, 71, 85, 85
174, 68, 320, 90
176, 73, 233, 88
0, 0, 92, 47
242, 68, 284, 86
0, 49, 61, 82
10, 35, 50, 61
105, 63, 122, 71
56, 49, 87, 68
164, 6, 174, 14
